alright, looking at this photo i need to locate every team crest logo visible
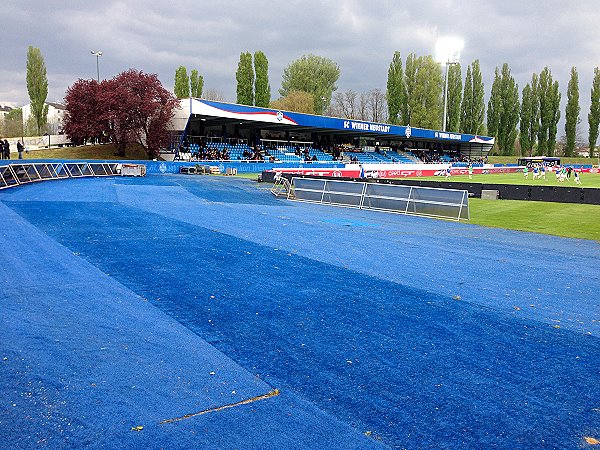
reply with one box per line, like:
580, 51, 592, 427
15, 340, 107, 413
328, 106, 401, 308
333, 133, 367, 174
405, 125, 412, 138
276, 111, 284, 122
158, 162, 167, 173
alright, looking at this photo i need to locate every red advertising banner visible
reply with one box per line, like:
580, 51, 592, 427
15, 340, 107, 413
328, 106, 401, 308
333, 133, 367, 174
272, 164, 598, 179
272, 165, 525, 179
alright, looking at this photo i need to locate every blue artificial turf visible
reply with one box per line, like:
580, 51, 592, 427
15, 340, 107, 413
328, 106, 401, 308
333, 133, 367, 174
1, 175, 599, 449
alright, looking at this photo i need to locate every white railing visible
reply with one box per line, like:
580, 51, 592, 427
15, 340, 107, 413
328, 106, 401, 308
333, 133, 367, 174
0, 162, 120, 190
290, 177, 469, 221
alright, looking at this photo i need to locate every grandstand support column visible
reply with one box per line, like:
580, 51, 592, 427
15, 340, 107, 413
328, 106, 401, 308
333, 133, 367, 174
254, 128, 261, 147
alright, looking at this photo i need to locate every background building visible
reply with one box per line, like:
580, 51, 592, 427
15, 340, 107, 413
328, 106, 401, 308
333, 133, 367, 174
0, 105, 13, 121
21, 101, 66, 134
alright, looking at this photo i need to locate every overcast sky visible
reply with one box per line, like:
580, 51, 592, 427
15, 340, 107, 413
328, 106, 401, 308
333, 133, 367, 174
3, 0, 600, 135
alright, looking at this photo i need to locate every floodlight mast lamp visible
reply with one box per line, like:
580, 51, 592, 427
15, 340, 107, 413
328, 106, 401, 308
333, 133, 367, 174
442, 60, 459, 132
436, 37, 464, 132
91, 50, 103, 82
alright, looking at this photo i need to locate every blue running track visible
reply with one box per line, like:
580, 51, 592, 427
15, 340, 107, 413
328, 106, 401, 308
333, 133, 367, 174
1, 174, 598, 449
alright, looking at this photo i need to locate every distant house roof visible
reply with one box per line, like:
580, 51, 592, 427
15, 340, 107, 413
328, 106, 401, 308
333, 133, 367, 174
47, 102, 66, 110
0, 105, 13, 113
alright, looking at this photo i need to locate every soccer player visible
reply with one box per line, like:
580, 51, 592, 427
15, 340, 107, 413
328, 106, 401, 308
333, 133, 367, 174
468, 163, 473, 180
560, 166, 567, 182
541, 164, 547, 181
523, 165, 529, 179
445, 166, 452, 180
574, 170, 581, 185
532, 165, 539, 180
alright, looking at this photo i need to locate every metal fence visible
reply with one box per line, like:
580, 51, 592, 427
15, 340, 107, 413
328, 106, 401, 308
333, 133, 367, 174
0, 162, 120, 190
291, 177, 469, 221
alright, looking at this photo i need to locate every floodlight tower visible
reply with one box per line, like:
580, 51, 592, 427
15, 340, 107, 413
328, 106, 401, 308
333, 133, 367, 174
435, 37, 464, 132
91, 50, 103, 82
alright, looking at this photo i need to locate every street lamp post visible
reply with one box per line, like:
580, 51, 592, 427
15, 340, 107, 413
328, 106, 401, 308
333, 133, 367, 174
91, 50, 103, 82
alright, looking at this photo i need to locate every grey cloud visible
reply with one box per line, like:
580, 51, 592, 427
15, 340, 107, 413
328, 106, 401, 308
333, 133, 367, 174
3, 0, 600, 137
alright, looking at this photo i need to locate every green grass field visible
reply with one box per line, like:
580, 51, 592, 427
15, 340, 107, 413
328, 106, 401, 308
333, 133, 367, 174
392, 171, 600, 240
416, 171, 600, 188
467, 198, 600, 241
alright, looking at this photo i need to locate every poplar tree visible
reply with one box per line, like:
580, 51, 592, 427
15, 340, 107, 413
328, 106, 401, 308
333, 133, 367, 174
460, 65, 473, 133
471, 60, 486, 135
404, 53, 418, 125
26, 46, 49, 135
446, 63, 462, 132
254, 51, 270, 107
487, 67, 501, 139
174, 66, 190, 98
588, 67, 600, 158
460, 60, 485, 135
190, 69, 204, 98
529, 73, 540, 154
520, 84, 533, 156
404, 54, 443, 129
386, 51, 407, 124
236, 52, 254, 106
548, 79, 561, 156
497, 64, 520, 155
537, 69, 550, 154
537, 67, 561, 155
564, 66, 580, 156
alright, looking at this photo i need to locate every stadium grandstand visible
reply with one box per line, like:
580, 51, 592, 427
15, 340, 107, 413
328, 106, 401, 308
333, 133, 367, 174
165, 99, 494, 164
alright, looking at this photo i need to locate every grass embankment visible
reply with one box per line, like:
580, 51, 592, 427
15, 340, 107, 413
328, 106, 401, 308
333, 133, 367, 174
20, 143, 149, 160
468, 199, 600, 241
